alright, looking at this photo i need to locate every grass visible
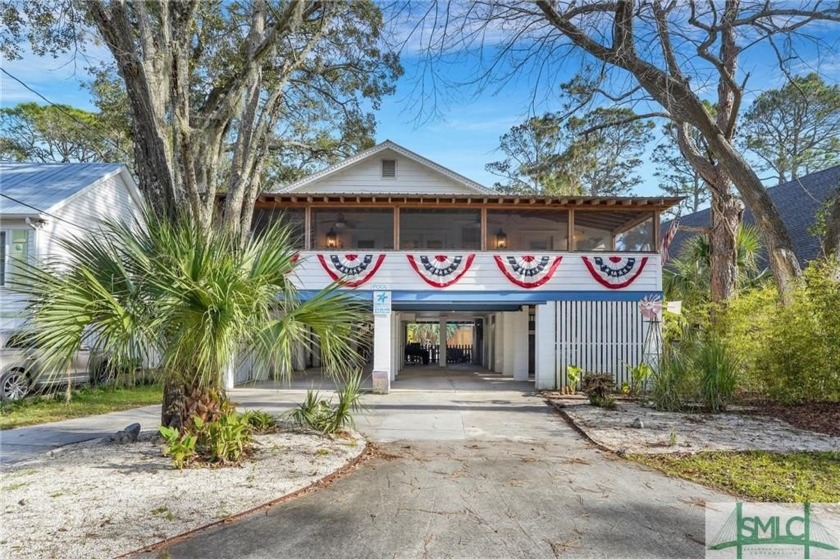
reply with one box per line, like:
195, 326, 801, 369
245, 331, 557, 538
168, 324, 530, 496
0, 383, 163, 429
630, 451, 840, 503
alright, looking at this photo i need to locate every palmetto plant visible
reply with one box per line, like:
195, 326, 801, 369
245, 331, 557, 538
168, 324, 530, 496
12, 211, 364, 428
664, 225, 768, 305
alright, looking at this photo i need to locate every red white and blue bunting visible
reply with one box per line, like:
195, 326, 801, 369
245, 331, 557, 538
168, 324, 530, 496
406, 254, 475, 288
317, 253, 385, 287
494, 255, 562, 289
581, 255, 649, 289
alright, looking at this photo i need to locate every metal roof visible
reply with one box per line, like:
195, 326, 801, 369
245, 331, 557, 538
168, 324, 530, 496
249, 191, 682, 210
0, 162, 128, 217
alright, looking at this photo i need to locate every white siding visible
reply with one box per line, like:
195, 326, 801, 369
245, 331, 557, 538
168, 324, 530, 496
37, 173, 142, 261
289, 150, 481, 195
291, 251, 661, 293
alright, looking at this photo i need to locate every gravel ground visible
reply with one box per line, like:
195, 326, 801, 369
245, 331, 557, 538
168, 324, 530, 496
550, 398, 840, 454
0, 429, 365, 559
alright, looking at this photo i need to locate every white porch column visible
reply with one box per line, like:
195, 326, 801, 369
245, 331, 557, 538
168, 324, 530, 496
535, 302, 557, 389
493, 312, 504, 373
390, 312, 400, 381
438, 317, 447, 368
502, 312, 515, 377
513, 307, 530, 381
373, 312, 392, 392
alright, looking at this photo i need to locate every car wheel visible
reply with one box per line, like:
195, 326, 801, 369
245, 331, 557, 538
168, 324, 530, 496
1, 369, 30, 401
92, 361, 115, 386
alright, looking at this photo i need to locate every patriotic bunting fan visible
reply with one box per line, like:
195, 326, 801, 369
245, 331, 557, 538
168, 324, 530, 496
406, 254, 475, 288
581, 255, 649, 289
317, 253, 385, 287
494, 255, 562, 288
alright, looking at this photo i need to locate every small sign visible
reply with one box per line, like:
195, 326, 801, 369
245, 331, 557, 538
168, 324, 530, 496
666, 300, 682, 315
373, 291, 391, 316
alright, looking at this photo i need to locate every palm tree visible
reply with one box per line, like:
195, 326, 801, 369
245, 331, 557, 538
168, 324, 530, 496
664, 225, 768, 305
13, 212, 363, 428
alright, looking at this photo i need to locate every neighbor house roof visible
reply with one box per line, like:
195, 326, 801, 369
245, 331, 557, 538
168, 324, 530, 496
269, 140, 496, 195
0, 162, 141, 218
663, 165, 840, 265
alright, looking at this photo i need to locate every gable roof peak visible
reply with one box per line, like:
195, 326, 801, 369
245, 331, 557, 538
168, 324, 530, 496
269, 140, 494, 195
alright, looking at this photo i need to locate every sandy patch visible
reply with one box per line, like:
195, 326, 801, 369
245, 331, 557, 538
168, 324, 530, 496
0, 429, 365, 559
551, 398, 840, 454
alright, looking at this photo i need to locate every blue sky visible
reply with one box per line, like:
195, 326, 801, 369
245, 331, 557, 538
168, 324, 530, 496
2, 15, 839, 197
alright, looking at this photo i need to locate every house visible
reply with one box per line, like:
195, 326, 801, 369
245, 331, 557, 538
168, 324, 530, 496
0, 163, 145, 330
662, 165, 840, 266
237, 141, 680, 391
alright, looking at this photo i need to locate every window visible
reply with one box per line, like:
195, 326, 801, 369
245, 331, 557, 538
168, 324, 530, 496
381, 159, 397, 178
312, 208, 394, 250
573, 210, 655, 252
1, 229, 31, 286
250, 208, 305, 249
486, 209, 569, 251
400, 209, 481, 250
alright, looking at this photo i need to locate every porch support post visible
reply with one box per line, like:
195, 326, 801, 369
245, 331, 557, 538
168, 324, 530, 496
373, 311, 392, 392
438, 317, 447, 368
493, 312, 504, 373
513, 307, 529, 381
502, 312, 515, 377
535, 302, 557, 390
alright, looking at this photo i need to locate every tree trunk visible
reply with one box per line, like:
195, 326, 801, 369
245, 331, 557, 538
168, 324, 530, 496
707, 134, 802, 303
824, 190, 840, 259
161, 378, 186, 430
709, 191, 744, 303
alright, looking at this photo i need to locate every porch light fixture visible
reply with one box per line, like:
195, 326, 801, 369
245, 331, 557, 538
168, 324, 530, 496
494, 228, 508, 249
325, 227, 338, 248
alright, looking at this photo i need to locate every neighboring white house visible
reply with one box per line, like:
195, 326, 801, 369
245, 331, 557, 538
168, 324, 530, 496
0, 163, 144, 330
235, 141, 680, 390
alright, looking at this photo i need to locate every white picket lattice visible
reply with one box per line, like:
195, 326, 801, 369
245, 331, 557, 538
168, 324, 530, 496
555, 300, 648, 388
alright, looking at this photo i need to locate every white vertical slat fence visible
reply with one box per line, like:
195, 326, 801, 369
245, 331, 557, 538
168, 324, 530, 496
555, 300, 647, 388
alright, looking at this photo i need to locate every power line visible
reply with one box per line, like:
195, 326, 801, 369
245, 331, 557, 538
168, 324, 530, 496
0, 192, 94, 233
0, 67, 133, 160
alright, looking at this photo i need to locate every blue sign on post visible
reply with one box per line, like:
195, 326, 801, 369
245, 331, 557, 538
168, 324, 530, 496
373, 291, 391, 316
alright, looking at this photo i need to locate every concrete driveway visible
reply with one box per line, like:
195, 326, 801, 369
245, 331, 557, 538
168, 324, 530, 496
143, 366, 725, 559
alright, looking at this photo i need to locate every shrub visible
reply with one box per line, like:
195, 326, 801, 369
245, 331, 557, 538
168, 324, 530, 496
652, 344, 694, 412
240, 410, 278, 434
695, 337, 740, 412
566, 365, 582, 391
582, 373, 616, 408
720, 260, 840, 403
193, 410, 253, 465
289, 372, 366, 435
625, 362, 652, 396
159, 426, 198, 469
160, 401, 255, 468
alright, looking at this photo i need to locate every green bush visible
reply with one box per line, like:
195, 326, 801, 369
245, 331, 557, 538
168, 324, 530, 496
159, 426, 198, 469
193, 410, 253, 465
582, 373, 616, 408
289, 372, 365, 434
652, 343, 694, 412
160, 404, 255, 468
240, 410, 278, 434
695, 337, 740, 412
721, 260, 840, 403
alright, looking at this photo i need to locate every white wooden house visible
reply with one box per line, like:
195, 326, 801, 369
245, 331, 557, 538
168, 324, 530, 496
240, 141, 679, 390
0, 163, 145, 330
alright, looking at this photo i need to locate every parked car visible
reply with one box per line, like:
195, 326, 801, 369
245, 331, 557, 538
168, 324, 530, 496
0, 330, 115, 401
